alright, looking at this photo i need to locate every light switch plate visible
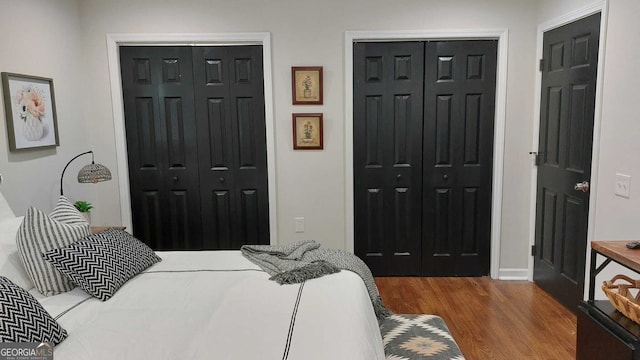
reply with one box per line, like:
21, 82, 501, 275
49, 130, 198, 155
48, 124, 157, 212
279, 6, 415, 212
615, 173, 631, 198
294, 217, 305, 233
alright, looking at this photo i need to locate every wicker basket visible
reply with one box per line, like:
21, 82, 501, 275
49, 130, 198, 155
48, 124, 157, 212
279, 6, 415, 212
602, 274, 640, 324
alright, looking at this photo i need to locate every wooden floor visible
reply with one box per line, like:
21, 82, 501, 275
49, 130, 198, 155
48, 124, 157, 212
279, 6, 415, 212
375, 277, 577, 359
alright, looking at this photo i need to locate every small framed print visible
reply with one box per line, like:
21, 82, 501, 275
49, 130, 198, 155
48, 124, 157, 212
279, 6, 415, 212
1, 72, 59, 151
292, 113, 323, 150
291, 66, 323, 105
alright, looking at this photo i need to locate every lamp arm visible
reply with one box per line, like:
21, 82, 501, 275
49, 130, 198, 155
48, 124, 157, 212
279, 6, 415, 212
60, 151, 93, 195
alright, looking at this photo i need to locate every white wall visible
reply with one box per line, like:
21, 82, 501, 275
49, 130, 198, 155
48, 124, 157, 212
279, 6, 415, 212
0, 0, 542, 274
75, 0, 539, 272
537, 0, 597, 22
591, 0, 640, 239
0, 0, 635, 284
0, 0, 95, 214
590, 0, 640, 297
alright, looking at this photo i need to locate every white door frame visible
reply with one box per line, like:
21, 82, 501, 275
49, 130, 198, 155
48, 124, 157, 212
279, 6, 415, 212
527, 1, 609, 292
105, 32, 278, 245
344, 29, 509, 279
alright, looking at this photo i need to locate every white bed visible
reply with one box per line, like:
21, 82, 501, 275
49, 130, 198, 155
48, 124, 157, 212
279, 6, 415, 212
0, 193, 385, 359
0, 205, 384, 360
30, 251, 385, 360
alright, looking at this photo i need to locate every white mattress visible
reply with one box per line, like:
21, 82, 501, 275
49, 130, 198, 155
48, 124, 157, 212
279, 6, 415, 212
33, 251, 385, 360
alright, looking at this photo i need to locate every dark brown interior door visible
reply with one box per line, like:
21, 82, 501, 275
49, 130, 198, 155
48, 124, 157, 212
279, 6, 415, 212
192, 46, 269, 249
353, 42, 424, 276
422, 40, 497, 276
120, 46, 202, 250
120, 45, 269, 250
533, 13, 601, 311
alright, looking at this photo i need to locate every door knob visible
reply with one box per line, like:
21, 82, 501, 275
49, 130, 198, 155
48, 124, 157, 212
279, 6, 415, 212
443, 174, 449, 180
219, 177, 225, 183
172, 176, 179, 181
396, 174, 402, 180
574, 181, 589, 193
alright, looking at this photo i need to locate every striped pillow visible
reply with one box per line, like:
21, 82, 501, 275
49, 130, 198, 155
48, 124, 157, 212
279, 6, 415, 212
50, 196, 89, 226
16, 207, 90, 296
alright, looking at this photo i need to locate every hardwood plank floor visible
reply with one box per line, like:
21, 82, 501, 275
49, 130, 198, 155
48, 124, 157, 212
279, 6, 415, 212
375, 277, 577, 359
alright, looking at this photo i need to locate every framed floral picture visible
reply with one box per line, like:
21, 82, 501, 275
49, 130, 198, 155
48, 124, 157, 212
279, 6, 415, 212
1, 72, 59, 151
291, 66, 323, 105
292, 113, 323, 150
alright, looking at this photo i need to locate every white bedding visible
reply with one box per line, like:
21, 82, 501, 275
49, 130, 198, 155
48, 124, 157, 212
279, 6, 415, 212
34, 251, 385, 360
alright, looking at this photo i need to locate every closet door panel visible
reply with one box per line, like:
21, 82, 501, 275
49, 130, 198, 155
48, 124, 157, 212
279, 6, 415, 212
193, 46, 269, 249
120, 46, 202, 250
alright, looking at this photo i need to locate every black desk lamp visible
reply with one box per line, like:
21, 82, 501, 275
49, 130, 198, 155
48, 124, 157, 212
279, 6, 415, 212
60, 151, 112, 195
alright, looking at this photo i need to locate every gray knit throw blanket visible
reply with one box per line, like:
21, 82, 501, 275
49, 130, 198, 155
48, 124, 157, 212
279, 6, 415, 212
241, 241, 392, 321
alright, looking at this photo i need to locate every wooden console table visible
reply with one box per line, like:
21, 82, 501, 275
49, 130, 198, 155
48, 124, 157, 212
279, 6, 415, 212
90, 226, 126, 234
578, 241, 640, 360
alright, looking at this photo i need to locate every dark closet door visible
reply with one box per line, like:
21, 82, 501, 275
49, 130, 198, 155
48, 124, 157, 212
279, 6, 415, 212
422, 41, 497, 276
121, 45, 269, 250
354, 40, 497, 277
192, 46, 270, 249
120, 47, 202, 250
533, 13, 600, 311
353, 42, 424, 276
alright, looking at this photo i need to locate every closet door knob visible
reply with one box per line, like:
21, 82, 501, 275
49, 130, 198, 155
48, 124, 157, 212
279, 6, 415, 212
219, 177, 225, 183
172, 176, 179, 181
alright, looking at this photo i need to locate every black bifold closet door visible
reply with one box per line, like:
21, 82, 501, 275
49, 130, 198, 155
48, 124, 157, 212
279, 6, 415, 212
354, 40, 497, 276
120, 46, 269, 250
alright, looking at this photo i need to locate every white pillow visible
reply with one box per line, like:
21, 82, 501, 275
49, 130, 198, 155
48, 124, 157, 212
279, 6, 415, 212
0, 216, 33, 290
17, 207, 91, 296
0, 191, 15, 221
50, 196, 89, 226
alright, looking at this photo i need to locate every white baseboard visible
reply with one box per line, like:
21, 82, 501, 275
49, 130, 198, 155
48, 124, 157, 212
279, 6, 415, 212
498, 268, 529, 280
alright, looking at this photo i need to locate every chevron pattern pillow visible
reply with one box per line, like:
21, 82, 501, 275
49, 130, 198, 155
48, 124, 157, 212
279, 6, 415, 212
16, 207, 91, 296
42, 228, 161, 301
0, 276, 67, 345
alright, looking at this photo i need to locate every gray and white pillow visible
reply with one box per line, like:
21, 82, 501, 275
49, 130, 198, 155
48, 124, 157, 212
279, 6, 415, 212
0, 216, 33, 290
50, 196, 89, 226
16, 206, 91, 296
0, 276, 67, 345
43, 228, 161, 301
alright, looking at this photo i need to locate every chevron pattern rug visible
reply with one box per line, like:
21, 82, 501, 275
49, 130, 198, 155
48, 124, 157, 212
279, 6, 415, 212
380, 314, 464, 360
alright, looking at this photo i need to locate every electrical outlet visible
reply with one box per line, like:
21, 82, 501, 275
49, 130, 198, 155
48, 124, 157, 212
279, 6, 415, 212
615, 173, 631, 198
294, 217, 305, 233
